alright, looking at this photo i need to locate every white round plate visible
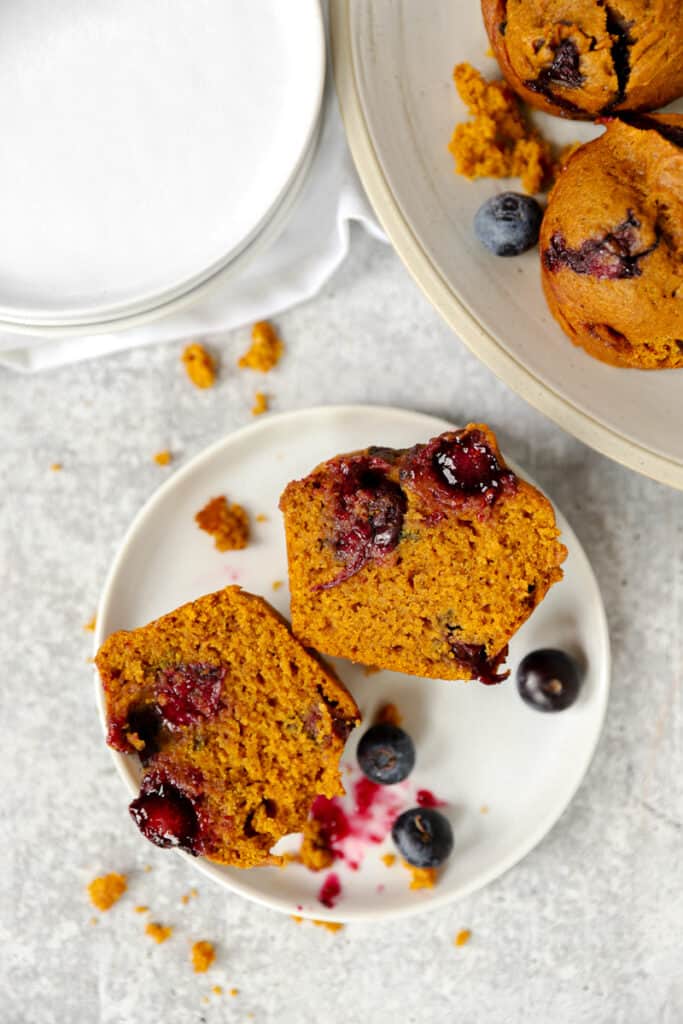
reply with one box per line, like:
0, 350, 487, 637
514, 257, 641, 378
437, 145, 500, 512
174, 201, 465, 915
95, 406, 610, 922
0, 0, 324, 327
330, 1, 683, 490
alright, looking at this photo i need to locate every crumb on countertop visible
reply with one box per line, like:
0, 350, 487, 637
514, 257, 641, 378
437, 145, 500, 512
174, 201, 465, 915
252, 391, 269, 416
375, 702, 402, 726
153, 450, 172, 466
448, 62, 553, 194
145, 922, 173, 944
381, 853, 396, 868
134, 905, 149, 914
50, 463, 63, 472
272, 580, 283, 591
83, 615, 97, 632
181, 342, 216, 389
229, 988, 239, 997
480, 805, 489, 814
143, 865, 152, 873
402, 860, 437, 890
454, 928, 472, 947
195, 495, 249, 551
238, 320, 284, 372
87, 873, 127, 911
212, 986, 223, 996
313, 920, 344, 933
191, 940, 216, 973
90, 917, 99, 925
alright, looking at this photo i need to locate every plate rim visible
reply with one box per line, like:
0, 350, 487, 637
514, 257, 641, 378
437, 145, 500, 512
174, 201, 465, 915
93, 404, 611, 922
328, 0, 683, 492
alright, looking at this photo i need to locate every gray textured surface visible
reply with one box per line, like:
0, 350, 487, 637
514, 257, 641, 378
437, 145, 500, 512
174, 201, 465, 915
2, 231, 681, 1024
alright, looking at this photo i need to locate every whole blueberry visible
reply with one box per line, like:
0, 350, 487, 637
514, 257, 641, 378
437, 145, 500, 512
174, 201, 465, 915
516, 648, 581, 711
474, 192, 543, 256
357, 723, 415, 784
391, 808, 454, 868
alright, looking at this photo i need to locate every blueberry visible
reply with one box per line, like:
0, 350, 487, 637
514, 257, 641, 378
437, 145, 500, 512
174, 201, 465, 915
356, 723, 415, 784
391, 808, 454, 868
474, 193, 543, 256
516, 648, 581, 711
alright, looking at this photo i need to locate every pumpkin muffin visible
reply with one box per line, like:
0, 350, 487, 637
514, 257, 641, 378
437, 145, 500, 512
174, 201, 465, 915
96, 586, 360, 868
541, 115, 683, 369
482, 0, 683, 119
280, 425, 566, 684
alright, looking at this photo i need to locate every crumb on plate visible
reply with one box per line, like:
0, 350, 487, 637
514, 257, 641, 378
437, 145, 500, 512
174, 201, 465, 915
454, 928, 472, 947
402, 860, 437, 890
153, 450, 172, 466
238, 320, 284, 372
145, 922, 173, 944
181, 342, 216, 389
195, 495, 249, 551
272, 580, 283, 591
83, 615, 97, 632
381, 853, 396, 868
87, 873, 127, 911
448, 63, 553, 194
255, 513, 268, 523
252, 391, 268, 416
299, 818, 336, 872
191, 940, 216, 973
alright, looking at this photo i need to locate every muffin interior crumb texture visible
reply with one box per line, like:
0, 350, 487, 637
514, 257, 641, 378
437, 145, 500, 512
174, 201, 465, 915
280, 423, 566, 683
96, 586, 360, 868
191, 940, 216, 973
195, 495, 250, 551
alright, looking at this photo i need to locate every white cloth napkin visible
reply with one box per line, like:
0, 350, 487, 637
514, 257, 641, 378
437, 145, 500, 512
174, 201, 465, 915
0, 76, 385, 373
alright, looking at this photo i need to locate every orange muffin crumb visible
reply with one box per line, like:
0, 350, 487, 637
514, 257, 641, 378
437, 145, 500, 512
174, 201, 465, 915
313, 920, 344, 933
238, 321, 284, 372
448, 63, 552, 194
480, 804, 490, 815
299, 818, 336, 872
255, 514, 268, 523
212, 986, 223, 996
454, 928, 472, 947
50, 463, 63, 472
291, 915, 303, 923
381, 853, 396, 868
83, 616, 97, 632
90, 917, 99, 925
87, 873, 127, 911
402, 860, 437, 890
153, 450, 172, 466
182, 342, 216, 389
229, 988, 239, 997
252, 391, 269, 416
375, 703, 402, 727
195, 496, 249, 551
191, 940, 216, 973
134, 905, 149, 914
145, 922, 172, 944
272, 580, 283, 591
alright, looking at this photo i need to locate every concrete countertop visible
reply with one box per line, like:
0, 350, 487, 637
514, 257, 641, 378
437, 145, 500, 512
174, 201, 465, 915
2, 231, 681, 1024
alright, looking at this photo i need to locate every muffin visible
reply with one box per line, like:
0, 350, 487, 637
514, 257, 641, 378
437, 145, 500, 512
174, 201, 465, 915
540, 115, 683, 369
96, 586, 360, 867
482, 0, 683, 119
280, 425, 566, 684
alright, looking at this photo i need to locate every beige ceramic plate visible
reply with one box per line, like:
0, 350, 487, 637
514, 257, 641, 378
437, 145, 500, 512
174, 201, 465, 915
330, 0, 683, 489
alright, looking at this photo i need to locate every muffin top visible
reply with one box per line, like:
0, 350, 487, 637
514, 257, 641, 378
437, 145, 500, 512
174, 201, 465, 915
482, 0, 683, 118
540, 115, 683, 368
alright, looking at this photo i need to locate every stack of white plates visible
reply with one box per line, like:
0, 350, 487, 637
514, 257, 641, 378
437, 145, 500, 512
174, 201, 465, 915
0, 0, 324, 336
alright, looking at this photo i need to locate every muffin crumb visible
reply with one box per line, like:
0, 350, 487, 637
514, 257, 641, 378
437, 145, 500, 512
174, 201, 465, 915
134, 905, 149, 914
381, 852, 396, 868
313, 920, 344, 932
299, 818, 336, 872
50, 462, 63, 472
212, 986, 223, 996
255, 514, 268, 523
239, 321, 284, 372
272, 580, 283, 592
182, 342, 216, 389
454, 928, 472, 947
191, 940, 216, 973
195, 496, 249, 551
145, 922, 172, 944
402, 860, 437, 890
87, 873, 127, 911
153, 450, 172, 466
252, 391, 269, 416
448, 63, 552, 193
229, 987, 239, 997
83, 616, 97, 633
